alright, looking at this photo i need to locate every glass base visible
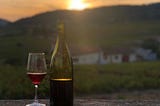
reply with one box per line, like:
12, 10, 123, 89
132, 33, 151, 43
26, 102, 46, 106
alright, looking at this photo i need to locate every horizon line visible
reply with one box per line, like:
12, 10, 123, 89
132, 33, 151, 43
2, 2, 160, 22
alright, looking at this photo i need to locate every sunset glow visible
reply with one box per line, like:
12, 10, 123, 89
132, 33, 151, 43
68, 0, 90, 10
0, 0, 160, 21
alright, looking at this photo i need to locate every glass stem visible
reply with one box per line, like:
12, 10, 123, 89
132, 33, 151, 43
34, 85, 38, 103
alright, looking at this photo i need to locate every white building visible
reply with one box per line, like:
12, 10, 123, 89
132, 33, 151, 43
73, 52, 100, 64
72, 48, 138, 64
128, 54, 137, 62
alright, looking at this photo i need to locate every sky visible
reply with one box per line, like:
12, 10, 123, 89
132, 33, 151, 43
0, 0, 160, 22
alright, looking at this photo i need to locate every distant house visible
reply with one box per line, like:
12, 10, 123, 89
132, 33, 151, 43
111, 54, 123, 63
99, 52, 111, 64
72, 47, 101, 64
73, 52, 100, 64
128, 54, 137, 62
100, 53, 123, 64
101, 48, 137, 64
72, 47, 138, 64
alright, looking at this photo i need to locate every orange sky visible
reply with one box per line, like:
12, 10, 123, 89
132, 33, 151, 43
1, 0, 160, 22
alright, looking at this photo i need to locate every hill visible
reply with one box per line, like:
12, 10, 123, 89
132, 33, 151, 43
1, 3, 160, 47
0, 19, 10, 27
0, 4, 160, 65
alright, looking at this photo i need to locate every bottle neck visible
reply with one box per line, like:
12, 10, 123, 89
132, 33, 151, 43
57, 22, 66, 44
58, 32, 65, 42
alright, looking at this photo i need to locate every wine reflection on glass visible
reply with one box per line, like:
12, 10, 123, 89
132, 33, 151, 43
26, 53, 47, 106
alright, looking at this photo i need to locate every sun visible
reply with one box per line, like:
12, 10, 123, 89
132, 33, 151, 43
68, 0, 90, 10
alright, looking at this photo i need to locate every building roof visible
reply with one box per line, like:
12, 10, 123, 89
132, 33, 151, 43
102, 47, 134, 55
71, 46, 101, 56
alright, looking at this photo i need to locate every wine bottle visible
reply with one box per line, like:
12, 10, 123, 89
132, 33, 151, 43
50, 20, 73, 106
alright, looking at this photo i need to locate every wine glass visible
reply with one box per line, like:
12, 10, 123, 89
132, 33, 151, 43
26, 53, 47, 106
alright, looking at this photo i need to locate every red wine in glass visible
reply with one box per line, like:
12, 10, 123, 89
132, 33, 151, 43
27, 72, 47, 85
26, 53, 47, 106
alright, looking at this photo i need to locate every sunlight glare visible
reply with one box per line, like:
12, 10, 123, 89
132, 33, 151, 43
68, 0, 90, 10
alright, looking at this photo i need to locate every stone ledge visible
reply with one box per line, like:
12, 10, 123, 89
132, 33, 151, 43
0, 99, 160, 106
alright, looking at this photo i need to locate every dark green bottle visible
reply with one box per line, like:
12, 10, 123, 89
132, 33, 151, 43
50, 21, 73, 106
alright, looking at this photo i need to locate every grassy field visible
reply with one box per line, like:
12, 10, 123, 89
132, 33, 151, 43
0, 61, 160, 99
74, 62, 160, 94
0, 36, 51, 65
